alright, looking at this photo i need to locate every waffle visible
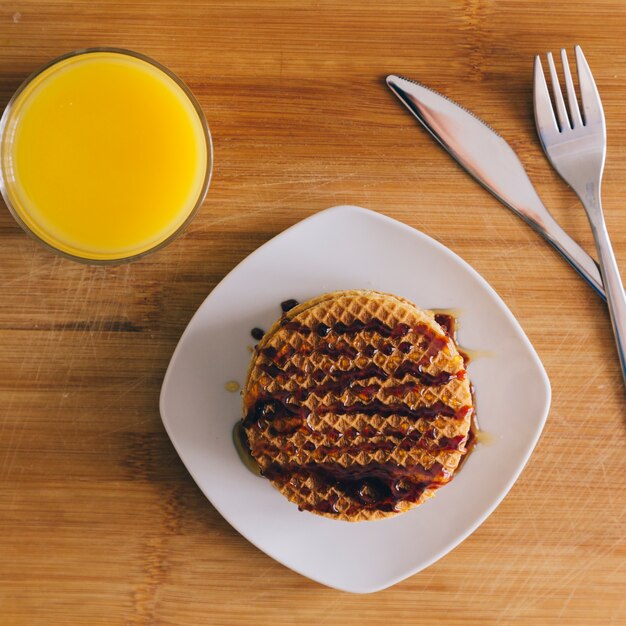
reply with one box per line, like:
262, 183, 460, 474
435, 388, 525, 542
242, 290, 473, 522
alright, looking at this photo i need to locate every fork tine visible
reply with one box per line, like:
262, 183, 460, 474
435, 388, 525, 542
574, 45, 605, 126
547, 51, 571, 130
560, 48, 583, 128
533, 56, 559, 136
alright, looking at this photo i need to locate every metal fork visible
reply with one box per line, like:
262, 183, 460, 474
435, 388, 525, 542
534, 45, 626, 384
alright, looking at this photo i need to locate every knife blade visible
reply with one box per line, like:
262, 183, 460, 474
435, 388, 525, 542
386, 74, 606, 301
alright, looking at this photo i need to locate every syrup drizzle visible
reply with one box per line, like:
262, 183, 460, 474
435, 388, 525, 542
232, 423, 262, 476
241, 307, 478, 515
261, 358, 462, 391
280, 318, 435, 341
243, 393, 312, 435
258, 318, 456, 390
394, 360, 461, 386
434, 312, 456, 336
263, 461, 451, 513
434, 312, 479, 365
251, 327, 265, 341
244, 393, 467, 437
280, 299, 299, 312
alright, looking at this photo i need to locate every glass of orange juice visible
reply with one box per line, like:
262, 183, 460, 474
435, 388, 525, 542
0, 48, 212, 263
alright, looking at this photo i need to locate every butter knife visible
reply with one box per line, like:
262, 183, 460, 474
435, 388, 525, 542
386, 74, 606, 301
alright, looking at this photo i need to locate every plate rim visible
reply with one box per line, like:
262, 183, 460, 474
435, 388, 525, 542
160, 204, 552, 593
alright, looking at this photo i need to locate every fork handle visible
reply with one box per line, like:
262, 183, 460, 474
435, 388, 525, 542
586, 207, 626, 384
538, 212, 606, 301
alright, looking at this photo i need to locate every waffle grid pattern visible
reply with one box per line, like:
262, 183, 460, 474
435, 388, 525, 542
243, 290, 473, 521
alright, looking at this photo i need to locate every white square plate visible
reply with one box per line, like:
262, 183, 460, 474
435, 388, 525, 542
160, 205, 551, 593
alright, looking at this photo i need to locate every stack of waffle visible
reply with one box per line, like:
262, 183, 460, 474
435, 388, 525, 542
242, 290, 473, 522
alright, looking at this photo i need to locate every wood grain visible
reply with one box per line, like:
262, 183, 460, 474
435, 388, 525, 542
0, 1, 625, 624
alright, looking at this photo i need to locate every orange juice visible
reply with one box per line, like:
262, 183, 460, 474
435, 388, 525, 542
0, 49, 211, 262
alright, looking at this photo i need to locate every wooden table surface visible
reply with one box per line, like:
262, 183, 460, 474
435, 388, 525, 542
1, 1, 625, 624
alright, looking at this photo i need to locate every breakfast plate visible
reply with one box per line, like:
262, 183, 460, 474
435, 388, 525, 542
160, 205, 551, 593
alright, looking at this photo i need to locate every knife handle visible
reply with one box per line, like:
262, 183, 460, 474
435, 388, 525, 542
527, 209, 606, 301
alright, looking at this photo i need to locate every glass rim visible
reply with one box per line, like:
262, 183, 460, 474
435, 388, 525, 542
0, 46, 213, 265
